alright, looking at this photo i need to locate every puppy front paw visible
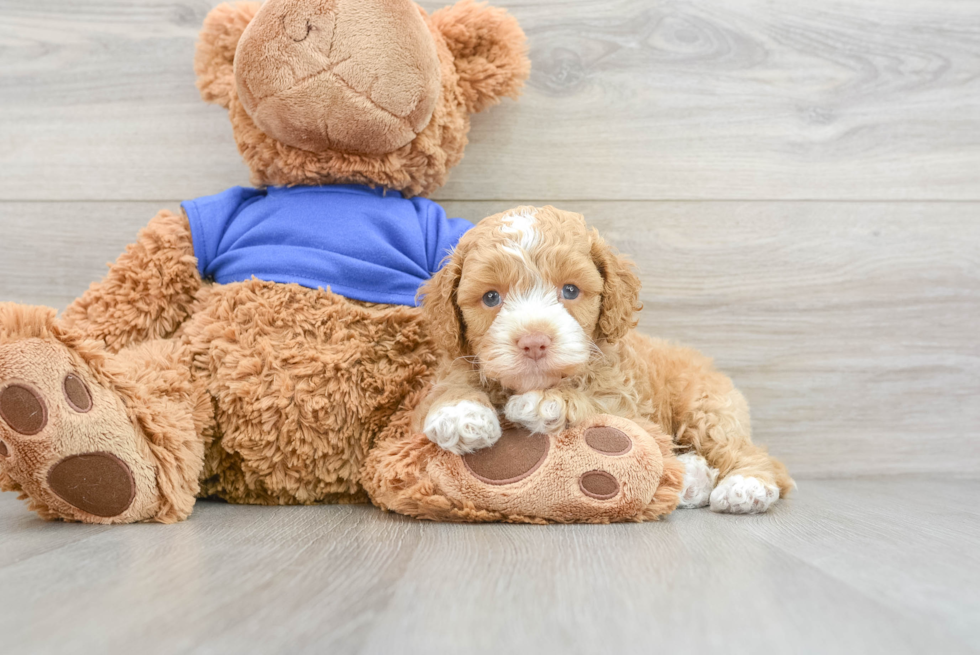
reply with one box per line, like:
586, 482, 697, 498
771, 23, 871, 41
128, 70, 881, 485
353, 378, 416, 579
504, 391, 566, 434
424, 401, 502, 455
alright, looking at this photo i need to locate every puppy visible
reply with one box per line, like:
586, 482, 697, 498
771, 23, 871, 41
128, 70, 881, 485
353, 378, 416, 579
418, 206, 794, 514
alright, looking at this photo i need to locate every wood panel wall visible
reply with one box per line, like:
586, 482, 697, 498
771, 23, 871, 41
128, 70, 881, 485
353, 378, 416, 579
2, 0, 978, 477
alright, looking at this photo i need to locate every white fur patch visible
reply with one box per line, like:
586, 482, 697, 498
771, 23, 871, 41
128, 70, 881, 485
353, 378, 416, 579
709, 475, 779, 514
500, 210, 540, 253
500, 244, 527, 263
676, 452, 719, 509
424, 401, 501, 455
504, 391, 566, 434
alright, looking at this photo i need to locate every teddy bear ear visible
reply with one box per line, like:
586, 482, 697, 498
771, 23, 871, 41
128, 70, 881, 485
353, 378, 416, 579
430, 0, 531, 114
194, 2, 262, 108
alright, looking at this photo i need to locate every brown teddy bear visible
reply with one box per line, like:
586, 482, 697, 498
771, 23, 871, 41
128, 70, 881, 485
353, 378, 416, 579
0, 0, 683, 525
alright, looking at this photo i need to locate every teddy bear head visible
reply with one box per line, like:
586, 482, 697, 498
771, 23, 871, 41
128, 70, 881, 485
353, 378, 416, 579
194, 0, 529, 197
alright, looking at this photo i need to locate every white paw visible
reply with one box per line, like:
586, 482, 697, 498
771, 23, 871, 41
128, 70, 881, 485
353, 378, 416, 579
709, 475, 779, 514
424, 401, 502, 455
677, 453, 719, 509
504, 391, 565, 434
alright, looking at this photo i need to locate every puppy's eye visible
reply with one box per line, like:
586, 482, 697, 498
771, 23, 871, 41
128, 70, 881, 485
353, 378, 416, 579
562, 284, 580, 300
482, 290, 501, 307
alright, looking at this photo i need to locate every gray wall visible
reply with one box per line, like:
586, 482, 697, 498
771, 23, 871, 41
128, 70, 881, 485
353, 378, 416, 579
2, 0, 978, 478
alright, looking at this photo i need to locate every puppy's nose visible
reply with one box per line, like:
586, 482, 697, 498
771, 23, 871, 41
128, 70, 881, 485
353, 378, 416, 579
518, 333, 552, 361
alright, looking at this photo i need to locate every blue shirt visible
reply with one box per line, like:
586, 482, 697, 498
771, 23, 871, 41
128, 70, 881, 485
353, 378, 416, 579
181, 185, 472, 306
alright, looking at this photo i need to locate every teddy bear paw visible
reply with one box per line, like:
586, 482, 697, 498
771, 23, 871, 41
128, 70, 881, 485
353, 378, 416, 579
429, 414, 668, 522
0, 338, 160, 523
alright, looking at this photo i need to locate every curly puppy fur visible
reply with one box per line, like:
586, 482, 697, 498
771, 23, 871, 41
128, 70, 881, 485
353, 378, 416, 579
417, 206, 794, 510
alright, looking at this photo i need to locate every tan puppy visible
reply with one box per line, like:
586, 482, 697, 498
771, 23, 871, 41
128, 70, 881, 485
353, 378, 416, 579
418, 206, 794, 514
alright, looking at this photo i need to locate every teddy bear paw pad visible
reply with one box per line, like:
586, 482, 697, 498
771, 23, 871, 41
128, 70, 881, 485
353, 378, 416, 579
462, 427, 549, 484
583, 426, 632, 456
579, 470, 620, 500
46, 452, 136, 518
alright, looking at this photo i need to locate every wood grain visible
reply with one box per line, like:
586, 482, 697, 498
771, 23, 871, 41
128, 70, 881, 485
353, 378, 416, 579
1, 2, 977, 653
3, 200, 977, 478
0, 480, 976, 654
1, 0, 979, 201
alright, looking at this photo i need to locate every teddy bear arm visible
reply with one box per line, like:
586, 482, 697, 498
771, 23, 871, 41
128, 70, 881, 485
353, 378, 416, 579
60, 209, 202, 353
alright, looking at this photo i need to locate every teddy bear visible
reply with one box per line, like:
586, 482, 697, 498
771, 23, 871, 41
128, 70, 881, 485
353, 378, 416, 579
0, 0, 684, 525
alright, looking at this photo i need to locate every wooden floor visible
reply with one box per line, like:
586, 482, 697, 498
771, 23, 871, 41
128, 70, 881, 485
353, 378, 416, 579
0, 478, 977, 655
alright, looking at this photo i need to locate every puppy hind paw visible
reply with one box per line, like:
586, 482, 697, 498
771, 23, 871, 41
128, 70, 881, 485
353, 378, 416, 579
709, 475, 779, 514
676, 452, 718, 509
424, 401, 502, 455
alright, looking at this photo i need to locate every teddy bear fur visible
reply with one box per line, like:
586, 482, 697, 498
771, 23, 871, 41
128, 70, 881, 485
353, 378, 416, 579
200, 0, 528, 195
0, 0, 533, 523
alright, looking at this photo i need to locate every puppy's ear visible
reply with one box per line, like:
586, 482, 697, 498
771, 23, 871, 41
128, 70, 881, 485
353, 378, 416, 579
590, 230, 642, 344
194, 2, 261, 108
420, 245, 469, 359
430, 0, 530, 114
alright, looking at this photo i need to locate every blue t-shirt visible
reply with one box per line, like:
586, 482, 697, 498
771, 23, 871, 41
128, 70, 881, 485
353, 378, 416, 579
181, 185, 472, 306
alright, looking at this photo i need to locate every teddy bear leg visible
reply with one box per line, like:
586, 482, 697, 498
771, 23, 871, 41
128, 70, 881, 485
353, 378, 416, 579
0, 304, 208, 523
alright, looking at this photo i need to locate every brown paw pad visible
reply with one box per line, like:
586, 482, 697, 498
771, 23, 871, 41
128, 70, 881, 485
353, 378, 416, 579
579, 470, 620, 500
463, 427, 549, 485
63, 373, 93, 413
0, 383, 48, 435
47, 452, 136, 518
584, 426, 632, 456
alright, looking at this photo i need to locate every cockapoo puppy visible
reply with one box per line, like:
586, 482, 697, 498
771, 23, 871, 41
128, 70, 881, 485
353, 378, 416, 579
418, 206, 794, 514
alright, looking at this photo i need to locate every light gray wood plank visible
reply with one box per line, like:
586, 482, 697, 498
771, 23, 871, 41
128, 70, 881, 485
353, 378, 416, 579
741, 477, 980, 650
0, 479, 976, 654
356, 481, 978, 655
0, 488, 113, 569
1, 0, 979, 201
3, 200, 975, 477
0, 201, 183, 309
